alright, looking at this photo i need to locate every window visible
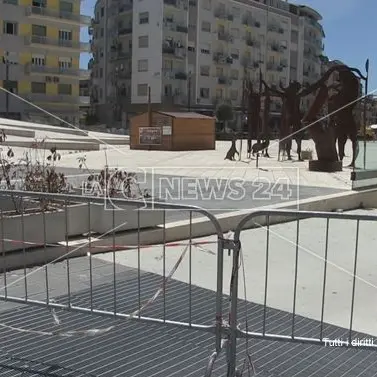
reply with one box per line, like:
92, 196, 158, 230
201, 21, 211, 32
100, 28, 104, 37
230, 90, 238, 100
3, 22, 18, 35
31, 55, 45, 67
215, 88, 223, 99
58, 57, 71, 69
59, 1, 72, 12
4, 81, 18, 94
138, 59, 148, 72
99, 88, 103, 99
32, 24, 46, 36
58, 83, 72, 95
100, 6, 104, 17
139, 12, 149, 24
31, 82, 46, 94
59, 30, 72, 40
100, 67, 103, 77
5, 0, 17, 4
138, 35, 149, 48
137, 84, 148, 96
200, 88, 209, 98
200, 66, 210, 76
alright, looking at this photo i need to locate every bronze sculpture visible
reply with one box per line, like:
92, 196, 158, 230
262, 80, 317, 161
301, 64, 366, 169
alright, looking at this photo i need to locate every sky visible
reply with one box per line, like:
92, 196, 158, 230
80, 0, 376, 93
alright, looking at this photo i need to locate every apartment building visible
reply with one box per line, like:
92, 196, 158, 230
89, 0, 325, 129
0, 0, 91, 125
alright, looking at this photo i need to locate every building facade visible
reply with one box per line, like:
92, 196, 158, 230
89, 0, 325, 129
0, 0, 90, 126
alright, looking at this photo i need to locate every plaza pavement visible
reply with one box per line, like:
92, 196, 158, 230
53, 139, 354, 191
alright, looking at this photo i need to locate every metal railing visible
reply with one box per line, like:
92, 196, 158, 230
25, 63, 89, 77
0, 190, 226, 355
25, 36, 90, 52
25, 6, 91, 24
2, 190, 377, 376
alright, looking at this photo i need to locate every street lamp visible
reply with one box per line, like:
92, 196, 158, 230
2, 51, 10, 118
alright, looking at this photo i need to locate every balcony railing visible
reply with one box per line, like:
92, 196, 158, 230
118, 27, 132, 35
25, 64, 89, 77
26, 93, 80, 104
164, 21, 189, 33
26, 36, 90, 51
119, 3, 132, 12
218, 32, 232, 42
164, 0, 178, 6
214, 8, 233, 21
162, 45, 186, 58
217, 76, 230, 85
26, 6, 91, 25
213, 53, 233, 64
110, 51, 132, 60
175, 71, 187, 80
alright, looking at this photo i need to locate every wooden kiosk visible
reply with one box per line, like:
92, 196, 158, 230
130, 111, 215, 151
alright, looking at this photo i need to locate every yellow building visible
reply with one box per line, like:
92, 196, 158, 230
0, 0, 90, 126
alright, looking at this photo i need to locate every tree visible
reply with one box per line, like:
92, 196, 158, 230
216, 103, 233, 132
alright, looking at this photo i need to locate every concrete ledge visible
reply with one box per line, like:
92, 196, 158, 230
3, 139, 100, 151
2, 188, 377, 271
0, 125, 35, 138
0, 118, 85, 136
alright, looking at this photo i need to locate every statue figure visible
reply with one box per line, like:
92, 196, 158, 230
262, 80, 317, 161
243, 79, 261, 158
301, 64, 366, 169
326, 65, 366, 167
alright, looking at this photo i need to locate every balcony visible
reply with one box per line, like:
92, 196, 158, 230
25, 64, 90, 78
270, 44, 280, 52
245, 38, 260, 47
80, 96, 90, 105
241, 15, 253, 26
213, 53, 233, 65
110, 51, 132, 60
164, 20, 189, 34
217, 76, 229, 85
25, 6, 91, 26
218, 32, 232, 42
118, 26, 132, 35
119, 3, 132, 13
115, 70, 132, 79
214, 8, 233, 21
162, 43, 186, 59
26, 93, 80, 104
175, 71, 187, 80
26, 36, 90, 52
163, 0, 179, 7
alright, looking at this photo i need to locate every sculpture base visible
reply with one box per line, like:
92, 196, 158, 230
309, 160, 343, 172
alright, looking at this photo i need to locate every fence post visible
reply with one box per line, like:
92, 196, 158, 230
227, 239, 241, 377
215, 237, 225, 352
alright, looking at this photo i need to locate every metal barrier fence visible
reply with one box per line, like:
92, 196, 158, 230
1, 192, 377, 376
